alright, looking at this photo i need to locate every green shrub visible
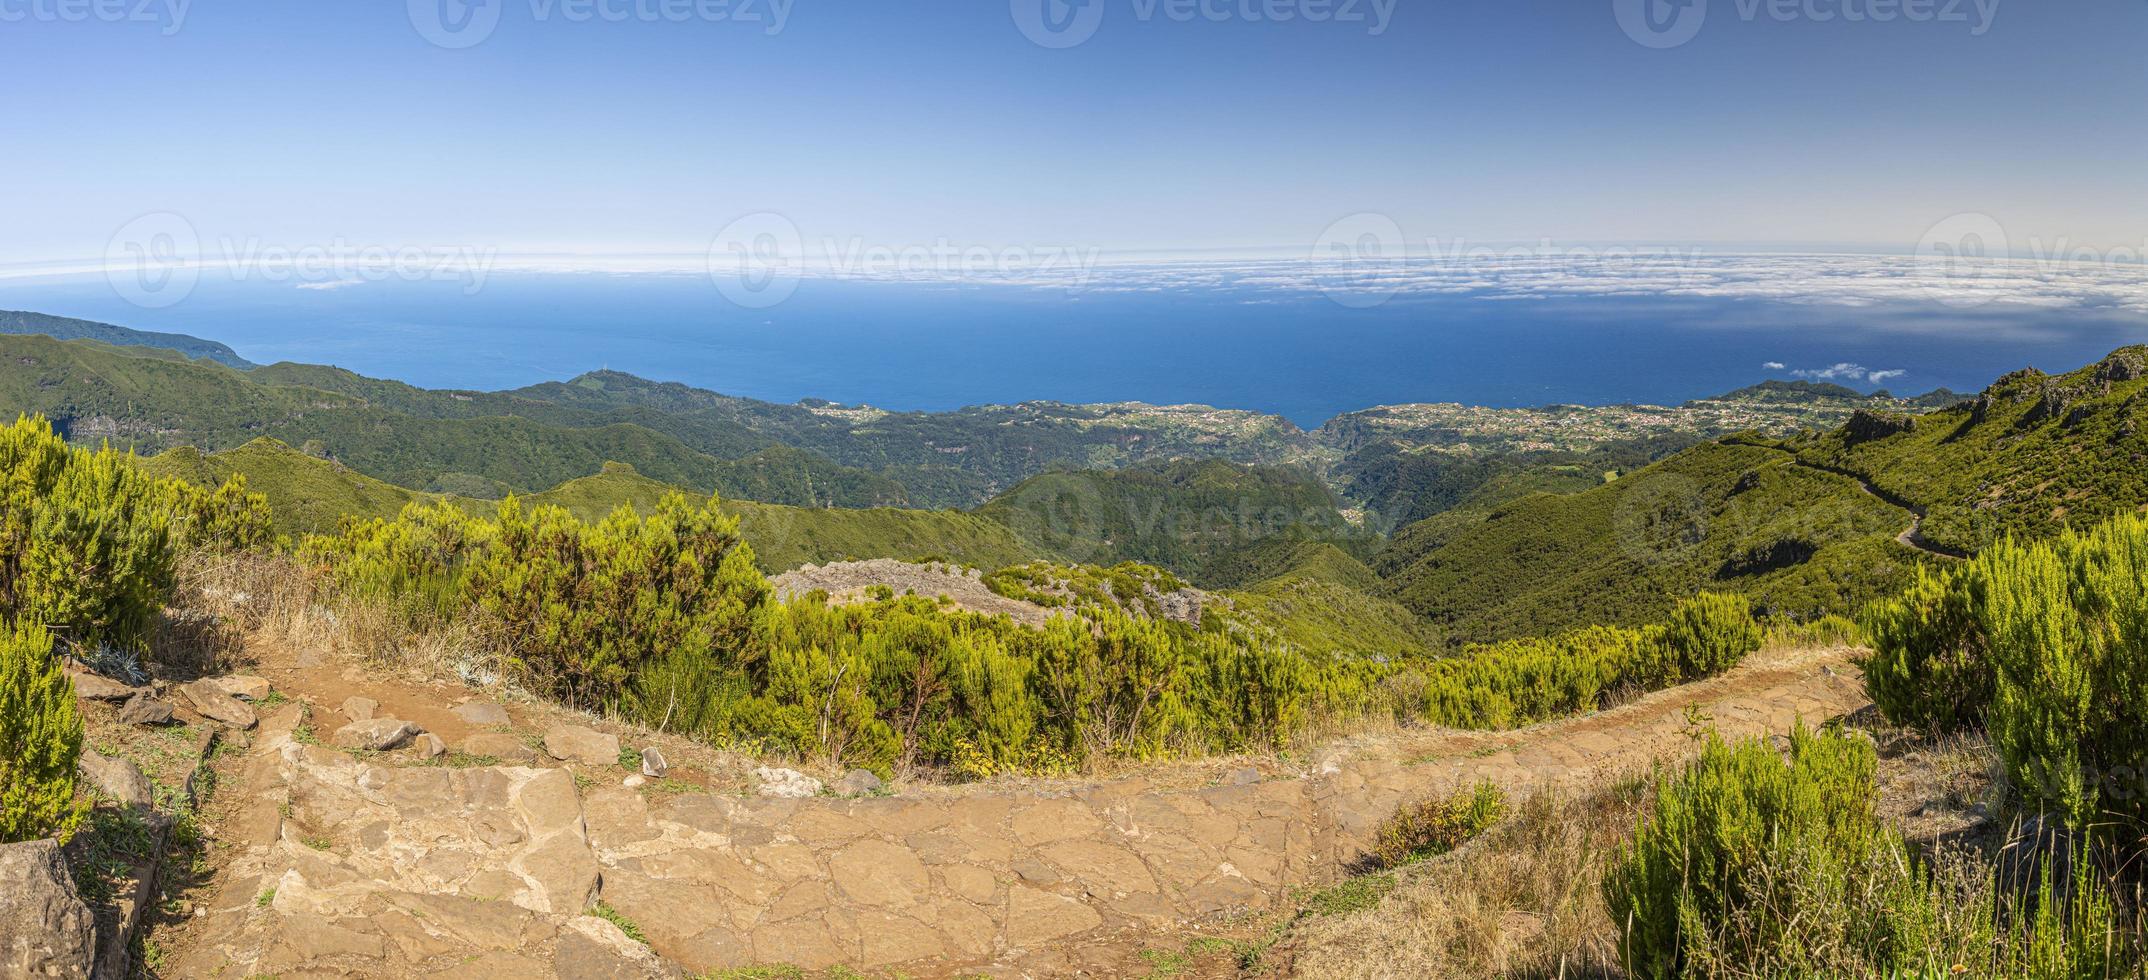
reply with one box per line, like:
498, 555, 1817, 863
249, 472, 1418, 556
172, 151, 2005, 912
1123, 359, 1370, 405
0, 623, 86, 843
1605, 724, 1927, 978
1659, 591, 1762, 680
159, 473, 275, 553
1605, 722, 2143, 978
1859, 564, 1990, 734
1369, 781, 1506, 869
1979, 514, 2148, 837
0, 416, 178, 654
1418, 593, 1758, 731
473, 494, 768, 709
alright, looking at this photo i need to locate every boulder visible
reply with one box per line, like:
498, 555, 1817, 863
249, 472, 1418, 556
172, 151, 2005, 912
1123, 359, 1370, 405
78, 747, 155, 808
754, 766, 824, 799
117, 693, 175, 726
452, 700, 512, 727
210, 675, 271, 702
413, 733, 448, 759
179, 680, 258, 730
0, 838, 95, 977
331, 718, 420, 752
543, 725, 620, 767
831, 768, 884, 796
1226, 766, 1262, 786
639, 747, 668, 779
67, 669, 138, 703
462, 733, 540, 765
339, 696, 379, 721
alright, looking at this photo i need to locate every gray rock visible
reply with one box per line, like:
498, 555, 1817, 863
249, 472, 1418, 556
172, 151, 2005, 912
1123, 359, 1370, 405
117, 693, 174, 726
0, 838, 95, 977
639, 747, 668, 779
1226, 766, 1262, 786
78, 748, 154, 808
331, 718, 420, 752
461, 733, 540, 765
832, 768, 884, 796
67, 669, 138, 703
753, 766, 824, 799
543, 725, 621, 766
179, 680, 258, 730
451, 700, 512, 727
339, 696, 379, 721
412, 733, 448, 759
209, 675, 270, 701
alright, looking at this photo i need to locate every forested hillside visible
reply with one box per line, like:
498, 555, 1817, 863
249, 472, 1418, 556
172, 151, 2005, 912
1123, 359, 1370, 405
1379, 347, 2148, 643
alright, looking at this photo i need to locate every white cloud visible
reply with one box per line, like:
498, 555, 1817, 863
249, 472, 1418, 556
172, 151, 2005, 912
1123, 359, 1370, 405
1787, 362, 1907, 384
1762, 361, 1786, 370
296, 279, 366, 291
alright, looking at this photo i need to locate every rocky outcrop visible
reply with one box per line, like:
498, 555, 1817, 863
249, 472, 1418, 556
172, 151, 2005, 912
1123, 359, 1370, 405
1843, 408, 1916, 444
0, 838, 96, 977
2096, 349, 2146, 384
754, 766, 824, 799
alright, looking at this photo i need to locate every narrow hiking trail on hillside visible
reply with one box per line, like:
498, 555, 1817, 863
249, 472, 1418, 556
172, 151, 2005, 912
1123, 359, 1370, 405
152, 640, 1869, 978
1752, 444, 1969, 561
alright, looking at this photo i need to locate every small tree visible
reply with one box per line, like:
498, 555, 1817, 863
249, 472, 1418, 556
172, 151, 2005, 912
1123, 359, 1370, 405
0, 623, 86, 843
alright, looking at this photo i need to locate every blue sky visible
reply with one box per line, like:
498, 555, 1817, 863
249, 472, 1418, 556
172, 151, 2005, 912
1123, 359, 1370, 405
2, 0, 2143, 264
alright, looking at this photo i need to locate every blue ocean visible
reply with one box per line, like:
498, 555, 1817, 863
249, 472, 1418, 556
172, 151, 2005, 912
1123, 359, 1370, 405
3, 266, 2142, 427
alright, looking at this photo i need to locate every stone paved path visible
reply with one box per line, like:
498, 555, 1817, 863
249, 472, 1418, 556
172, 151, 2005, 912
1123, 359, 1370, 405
159, 646, 1868, 978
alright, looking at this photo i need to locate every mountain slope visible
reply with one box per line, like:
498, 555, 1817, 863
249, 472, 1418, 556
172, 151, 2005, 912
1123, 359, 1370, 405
1377, 348, 2148, 643
975, 459, 1373, 587
0, 310, 254, 368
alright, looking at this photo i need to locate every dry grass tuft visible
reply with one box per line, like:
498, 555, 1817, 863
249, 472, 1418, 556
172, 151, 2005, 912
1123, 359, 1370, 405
1281, 780, 1644, 979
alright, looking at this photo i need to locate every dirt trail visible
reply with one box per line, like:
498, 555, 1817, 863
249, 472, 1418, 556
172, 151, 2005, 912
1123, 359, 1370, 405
155, 642, 1868, 978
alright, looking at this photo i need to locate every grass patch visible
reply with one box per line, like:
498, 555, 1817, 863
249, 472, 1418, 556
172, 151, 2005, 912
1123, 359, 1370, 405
588, 901, 647, 944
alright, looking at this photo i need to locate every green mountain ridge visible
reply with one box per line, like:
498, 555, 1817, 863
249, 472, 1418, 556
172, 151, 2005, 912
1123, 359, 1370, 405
0, 310, 255, 368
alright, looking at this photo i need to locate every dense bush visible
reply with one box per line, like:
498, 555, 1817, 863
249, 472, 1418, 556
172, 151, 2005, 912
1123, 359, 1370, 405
1370, 780, 1506, 869
1659, 591, 1762, 680
1979, 514, 2148, 838
471, 495, 768, 709
0, 622, 85, 843
1859, 564, 1990, 734
1606, 723, 2141, 978
159, 473, 275, 553
0, 415, 182, 654
1418, 593, 1758, 731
